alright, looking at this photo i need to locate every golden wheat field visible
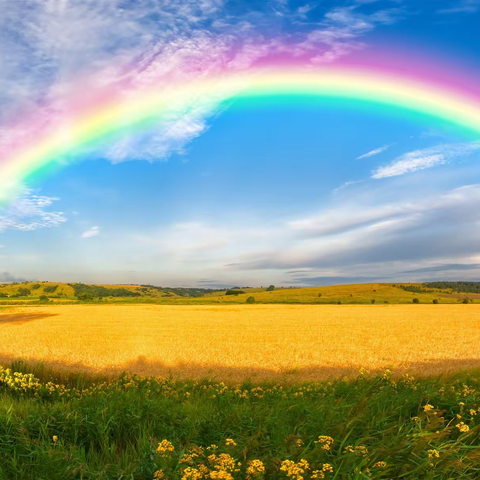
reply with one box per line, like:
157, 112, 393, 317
1, 304, 480, 381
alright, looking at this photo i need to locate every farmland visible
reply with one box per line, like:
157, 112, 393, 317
1, 304, 480, 381
2, 296, 480, 478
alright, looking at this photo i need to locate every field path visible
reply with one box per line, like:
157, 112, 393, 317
0, 304, 479, 381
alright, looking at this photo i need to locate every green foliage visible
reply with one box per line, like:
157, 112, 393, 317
433, 299, 439, 304
17, 287, 31, 296
76, 291, 97, 301
31, 283, 41, 290
140, 285, 224, 297
2, 364, 480, 478
425, 281, 480, 294
44, 285, 58, 293
413, 298, 420, 304
38, 295, 50, 303
225, 289, 245, 295
463, 297, 471, 304
71, 283, 140, 298
266, 285, 275, 291
398, 284, 430, 294
246, 296, 255, 304
371, 299, 375, 304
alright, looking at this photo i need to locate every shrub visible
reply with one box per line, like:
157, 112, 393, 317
77, 292, 96, 301
246, 296, 255, 304
318, 293, 322, 297
412, 298, 419, 304
225, 290, 245, 296
371, 299, 375, 304
44, 285, 58, 293
17, 288, 30, 297
463, 298, 470, 304
31, 284, 41, 290
433, 299, 439, 304
38, 295, 50, 303
337, 301, 341, 305
266, 285, 275, 291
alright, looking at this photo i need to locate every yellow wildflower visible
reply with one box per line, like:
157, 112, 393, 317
428, 449, 440, 459
246, 459, 265, 478
456, 422, 470, 433
372, 461, 387, 468
156, 439, 175, 456
314, 436, 334, 451
153, 470, 166, 479
423, 404, 434, 412
52, 435, 58, 442
280, 459, 309, 479
225, 439, 237, 447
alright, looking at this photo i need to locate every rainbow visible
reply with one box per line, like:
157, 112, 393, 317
2, 62, 480, 202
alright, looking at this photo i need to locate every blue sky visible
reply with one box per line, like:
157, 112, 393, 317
1, 0, 480, 287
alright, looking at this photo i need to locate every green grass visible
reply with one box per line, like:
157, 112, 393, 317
2, 361, 480, 479
0, 282, 474, 306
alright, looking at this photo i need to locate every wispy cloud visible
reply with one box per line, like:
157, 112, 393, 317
81, 226, 100, 238
356, 144, 392, 160
438, 0, 480, 14
0, 1, 406, 169
372, 142, 480, 179
0, 192, 66, 232
332, 180, 362, 194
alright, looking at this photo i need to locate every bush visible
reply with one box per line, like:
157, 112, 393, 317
31, 284, 41, 290
44, 285, 58, 293
225, 290, 245, 296
17, 288, 30, 297
463, 298, 470, 304
371, 299, 375, 304
246, 296, 255, 304
77, 292, 96, 301
433, 299, 439, 304
337, 301, 342, 305
38, 295, 50, 303
318, 293, 322, 298
412, 298, 419, 304
266, 285, 275, 291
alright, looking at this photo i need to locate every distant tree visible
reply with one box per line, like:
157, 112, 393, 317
337, 301, 342, 305
246, 296, 255, 304
225, 289, 245, 296
0, 292, 7, 298
318, 293, 322, 298
17, 288, 30, 296
433, 299, 439, 304
266, 285, 275, 291
371, 299, 375, 304
412, 298, 419, 304
31, 284, 41, 290
38, 295, 50, 303
77, 292, 96, 301
463, 297, 470, 304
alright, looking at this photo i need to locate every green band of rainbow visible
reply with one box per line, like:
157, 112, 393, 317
2, 66, 480, 202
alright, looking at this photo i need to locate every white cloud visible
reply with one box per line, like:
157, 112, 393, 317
438, 0, 480, 14
0, 1, 405, 169
372, 142, 480, 179
81, 226, 100, 238
0, 192, 66, 232
356, 144, 391, 160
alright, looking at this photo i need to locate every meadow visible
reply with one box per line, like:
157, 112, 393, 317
1, 362, 480, 479
2, 293, 480, 478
